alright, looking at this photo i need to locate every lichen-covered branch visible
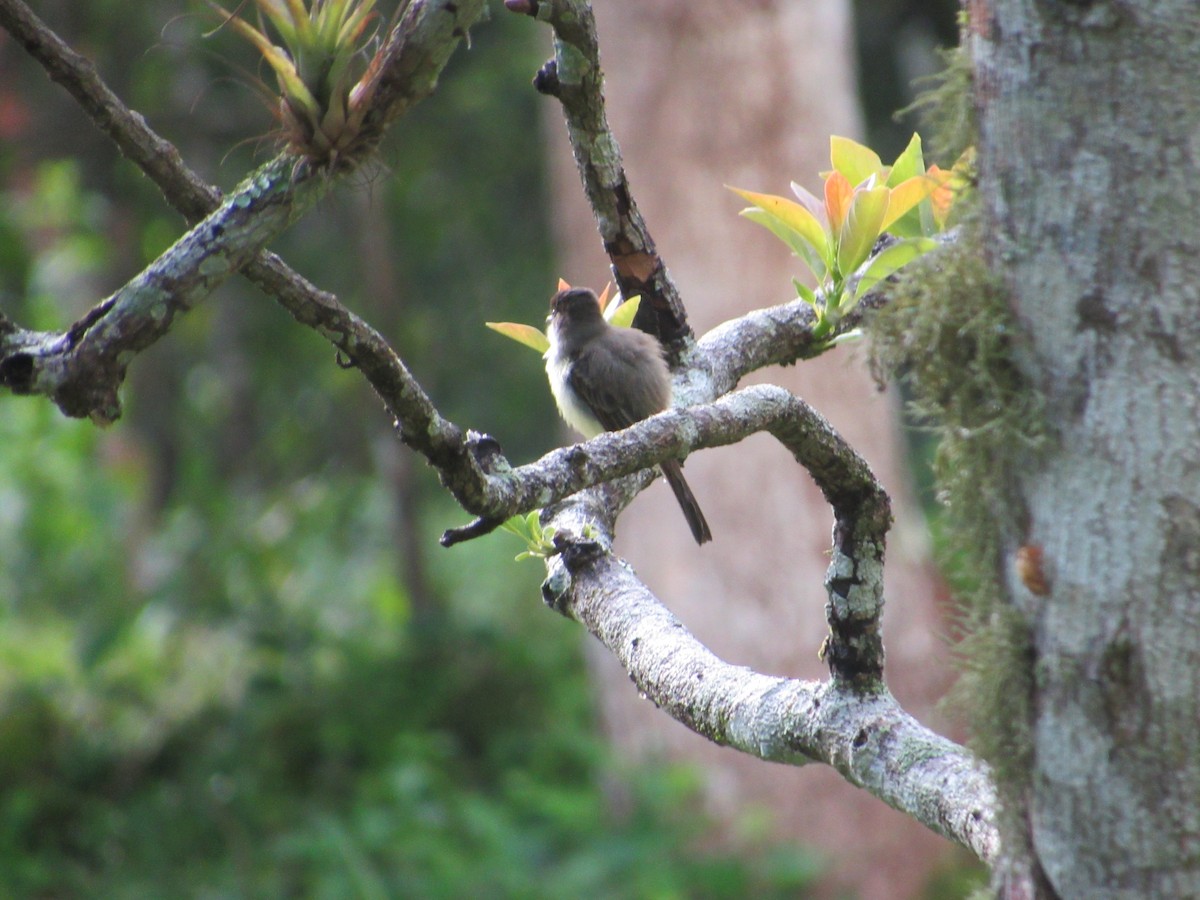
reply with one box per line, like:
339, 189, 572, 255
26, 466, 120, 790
444, 383, 889, 683
0, 156, 328, 421
697, 284, 885, 396
495, 0, 997, 860
0, 0, 487, 428
541, 541, 998, 862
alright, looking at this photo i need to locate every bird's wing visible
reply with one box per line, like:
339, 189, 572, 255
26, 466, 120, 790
566, 346, 639, 432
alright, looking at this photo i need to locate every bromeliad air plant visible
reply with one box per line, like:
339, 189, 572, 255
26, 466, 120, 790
208, 0, 397, 167
731, 134, 970, 340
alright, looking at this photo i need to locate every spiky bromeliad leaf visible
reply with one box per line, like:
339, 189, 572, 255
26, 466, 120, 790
210, 0, 385, 166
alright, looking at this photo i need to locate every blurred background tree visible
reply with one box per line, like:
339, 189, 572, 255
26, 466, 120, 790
0, 0, 971, 896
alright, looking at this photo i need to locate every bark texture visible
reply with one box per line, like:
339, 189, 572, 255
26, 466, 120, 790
974, 2, 1200, 895
547, 2, 959, 896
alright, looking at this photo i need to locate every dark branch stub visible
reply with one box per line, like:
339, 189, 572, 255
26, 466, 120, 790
533, 59, 560, 96
440, 516, 505, 547
0, 352, 34, 393
540, 532, 604, 616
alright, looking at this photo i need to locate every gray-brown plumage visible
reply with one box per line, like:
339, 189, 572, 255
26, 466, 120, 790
544, 287, 712, 544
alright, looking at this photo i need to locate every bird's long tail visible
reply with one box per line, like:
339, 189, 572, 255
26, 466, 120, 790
660, 459, 712, 545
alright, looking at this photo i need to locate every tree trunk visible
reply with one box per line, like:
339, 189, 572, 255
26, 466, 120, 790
974, 2, 1200, 895
547, 2, 959, 896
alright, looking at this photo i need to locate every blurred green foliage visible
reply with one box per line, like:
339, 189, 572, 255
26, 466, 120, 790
0, 397, 819, 896
0, 3, 819, 896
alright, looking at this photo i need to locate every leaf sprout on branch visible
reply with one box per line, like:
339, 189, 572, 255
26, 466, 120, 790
731, 134, 972, 341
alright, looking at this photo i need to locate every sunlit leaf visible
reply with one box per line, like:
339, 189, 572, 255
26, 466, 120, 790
260, 0, 303, 47
740, 208, 828, 280
792, 277, 818, 310
485, 321, 550, 354
881, 175, 935, 234
886, 133, 925, 188
606, 294, 641, 328
884, 134, 929, 236
729, 187, 831, 260
837, 185, 889, 276
940, 147, 976, 229
830, 136, 883, 187
823, 171, 854, 235
595, 282, 613, 313
500, 516, 527, 538
852, 237, 938, 302
924, 165, 955, 230
821, 327, 864, 350
210, 2, 321, 118
283, 0, 311, 26
337, 7, 377, 48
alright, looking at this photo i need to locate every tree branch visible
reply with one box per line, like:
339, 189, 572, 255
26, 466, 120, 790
441, 384, 888, 682
0, 0, 487, 428
494, 0, 998, 860
542, 537, 999, 863
505, 0, 692, 346
1, 154, 330, 421
0, 0, 220, 219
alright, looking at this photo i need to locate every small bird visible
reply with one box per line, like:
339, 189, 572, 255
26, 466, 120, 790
544, 287, 712, 544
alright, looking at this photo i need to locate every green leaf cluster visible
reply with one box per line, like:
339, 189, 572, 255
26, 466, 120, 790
500, 511, 557, 561
731, 134, 967, 341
